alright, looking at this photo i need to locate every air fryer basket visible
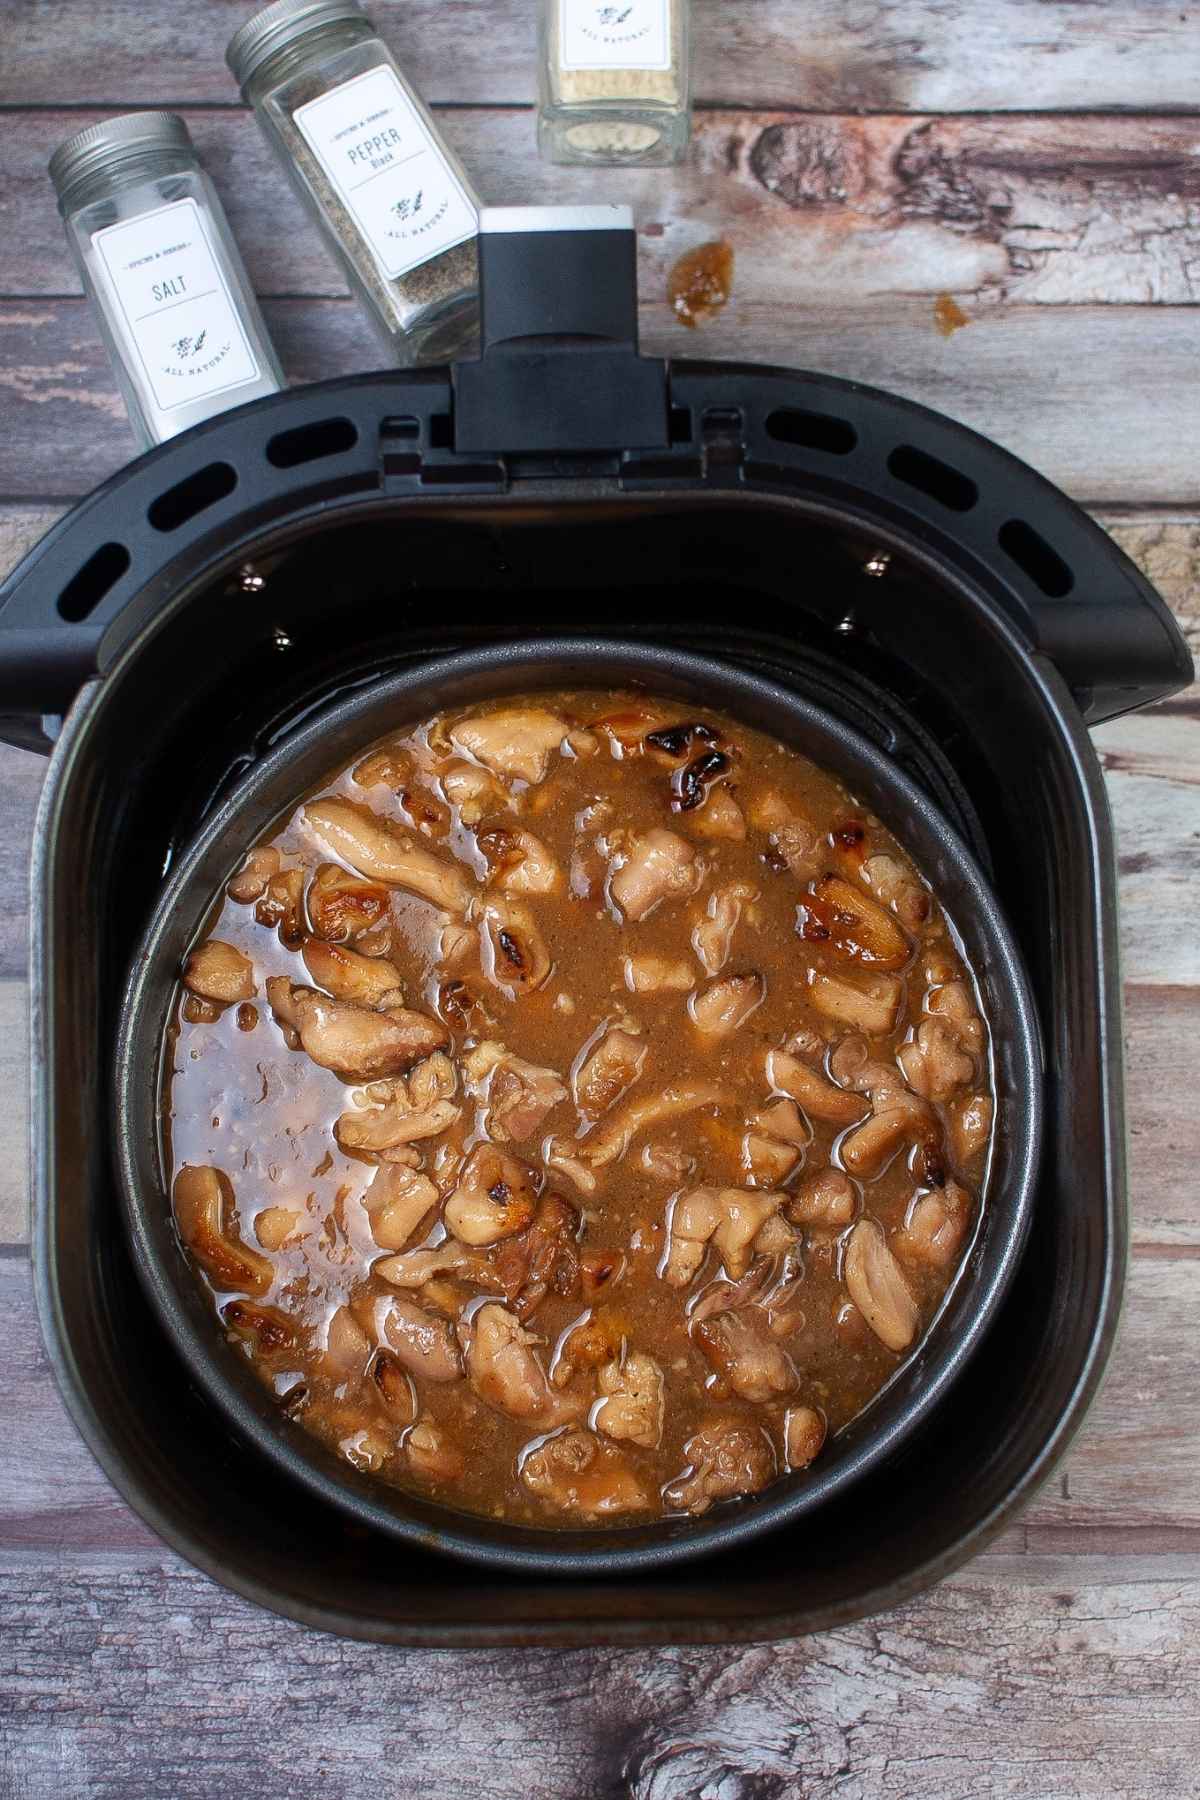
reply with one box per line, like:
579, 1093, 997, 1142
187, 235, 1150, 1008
4, 215, 1191, 1639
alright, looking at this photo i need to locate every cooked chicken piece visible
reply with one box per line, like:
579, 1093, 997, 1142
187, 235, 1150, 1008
254, 867, 306, 946
663, 1187, 785, 1286
491, 1192, 581, 1320
688, 972, 765, 1041
254, 1204, 304, 1251
949, 1092, 994, 1168
479, 896, 554, 996
381, 1295, 463, 1382
574, 1022, 647, 1119
370, 1350, 417, 1422
799, 874, 910, 972
304, 797, 472, 914
360, 1160, 440, 1251
323, 1304, 371, 1378
463, 1303, 579, 1424
693, 1309, 798, 1404
827, 1037, 938, 1180
335, 1053, 459, 1160
687, 1256, 775, 1325
741, 1126, 802, 1189
574, 1079, 731, 1173
639, 1141, 697, 1184
691, 881, 757, 975
266, 978, 448, 1081
227, 845, 281, 904
306, 861, 391, 942
753, 1097, 809, 1148
462, 1040, 568, 1142
594, 703, 675, 751
843, 1218, 919, 1352
893, 1180, 973, 1270
182, 940, 255, 1007
443, 1144, 540, 1246
173, 1166, 273, 1297
476, 825, 562, 895
927, 980, 986, 1055
441, 759, 509, 826
594, 1350, 665, 1449
449, 708, 566, 785
550, 1305, 628, 1388
898, 1017, 976, 1102
765, 1046, 868, 1127
609, 828, 701, 922
221, 1299, 297, 1357
786, 1166, 857, 1229
406, 1419, 466, 1482
640, 719, 721, 763
749, 791, 822, 880
622, 952, 696, 995
688, 784, 746, 841
859, 853, 931, 933
374, 1243, 497, 1290
664, 1420, 776, 1515
520, 1429, 648, 1517
544, 1142, 599, 1195
809, 969, 903, 1037
784, 1405, 826, 1471
300, 938, 405, 1009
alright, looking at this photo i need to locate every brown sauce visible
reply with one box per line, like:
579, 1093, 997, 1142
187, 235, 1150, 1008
164, 689, 993, 1527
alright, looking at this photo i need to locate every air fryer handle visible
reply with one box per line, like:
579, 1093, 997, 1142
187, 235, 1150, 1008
453, 205, 669, 456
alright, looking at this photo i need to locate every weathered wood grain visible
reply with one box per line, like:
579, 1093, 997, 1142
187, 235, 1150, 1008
0, 1553, 1196, 1797
3, 296, 1199, 504
2, 0, 1197, 113
12, 110, 1200, 309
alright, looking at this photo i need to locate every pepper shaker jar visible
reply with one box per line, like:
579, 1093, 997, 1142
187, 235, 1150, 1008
49, 113, 284, 449
228, 0, 481, 365
538, 0, 691, 166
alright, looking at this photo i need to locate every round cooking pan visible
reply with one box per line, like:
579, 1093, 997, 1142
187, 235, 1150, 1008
115, 636, 1043, 1576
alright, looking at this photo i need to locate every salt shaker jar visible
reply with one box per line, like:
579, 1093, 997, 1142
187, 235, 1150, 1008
228, 0, 481, 365
538, 0, 691, 166
49, 113, 283, 450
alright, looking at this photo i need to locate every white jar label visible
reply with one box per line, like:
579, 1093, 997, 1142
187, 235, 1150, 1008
293, 65, 478, 283
92, 199, 261, 415
559, 0, 671, 71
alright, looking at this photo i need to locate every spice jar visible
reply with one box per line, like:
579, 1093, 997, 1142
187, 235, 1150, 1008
228, 0, 481, 365
49, 113, 284, 449
538, 0, 691, 166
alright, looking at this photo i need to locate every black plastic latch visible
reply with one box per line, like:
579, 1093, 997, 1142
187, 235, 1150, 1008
453, 206, 669, 456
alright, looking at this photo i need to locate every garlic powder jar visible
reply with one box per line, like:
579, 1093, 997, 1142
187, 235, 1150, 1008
538, 0, 691, 166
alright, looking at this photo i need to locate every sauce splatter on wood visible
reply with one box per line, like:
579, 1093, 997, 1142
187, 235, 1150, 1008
669, 241, 735, 328
934, 294, 970, 337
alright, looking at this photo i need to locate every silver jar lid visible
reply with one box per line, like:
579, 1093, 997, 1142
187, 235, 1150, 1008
227, 0, 371, 89
49, 111, 194, 206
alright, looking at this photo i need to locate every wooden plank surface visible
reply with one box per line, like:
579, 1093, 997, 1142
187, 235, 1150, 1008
4, 296, 1200, 504
2, 0, 1199, 1787
13, 110, 1200, 305
2, 0, 1197, 113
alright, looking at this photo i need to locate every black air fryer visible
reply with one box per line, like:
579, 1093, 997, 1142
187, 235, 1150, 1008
2, 207, 1189, 1644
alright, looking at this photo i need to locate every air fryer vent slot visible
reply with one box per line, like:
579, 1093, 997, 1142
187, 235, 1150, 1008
266, 418, 358, 470
56, 541, 131, 621
999, 519, 1074, 599
147, 461, 238, 533
765, 409, 857, 455
888, 445, 977, 514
